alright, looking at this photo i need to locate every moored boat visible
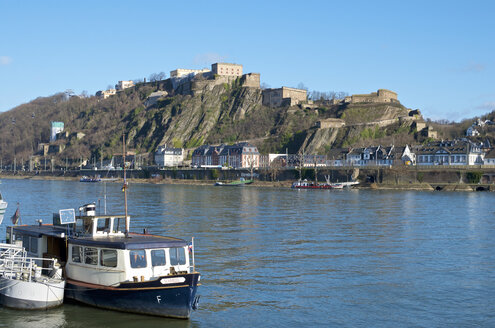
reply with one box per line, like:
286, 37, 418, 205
4, 135, 200, 318
6, 205, 200, 318
0, 243, 65, 309
214, 177, 253, 186
291, 179, 334, 189
80, 175, 101, 182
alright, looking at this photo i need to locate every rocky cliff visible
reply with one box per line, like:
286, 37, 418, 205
0, 78, 423, 166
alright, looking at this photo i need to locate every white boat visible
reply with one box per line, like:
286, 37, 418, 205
0, 243, 65, 309
0, 191, 7, 225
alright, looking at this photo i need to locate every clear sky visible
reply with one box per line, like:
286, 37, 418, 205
1, 0, 494, 121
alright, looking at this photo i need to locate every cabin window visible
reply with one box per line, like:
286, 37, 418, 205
84, 247, 98, 265
151, 249, 166, 267
30, 237, 38, 254
129, 250, 147, 268
72, 246, 82, 263
169, 247, 186, 266
100, 249, 118, 267
22, 235, 30, 251
113, 218, 124, 233
97, 218, 110, 232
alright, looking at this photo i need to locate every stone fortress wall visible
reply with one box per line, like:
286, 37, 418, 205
262, 87, 307, 107
240, 73, 260, 88
344, 89, 398, 104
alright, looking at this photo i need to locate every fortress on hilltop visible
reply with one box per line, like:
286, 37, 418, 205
344, 89, 398, 104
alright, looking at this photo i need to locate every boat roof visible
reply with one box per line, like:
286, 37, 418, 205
13, 224, 66, 238
12, 225, 188, 249
69, 233, 187, 250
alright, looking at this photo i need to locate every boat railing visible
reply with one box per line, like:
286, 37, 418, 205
0, 247, 62, 282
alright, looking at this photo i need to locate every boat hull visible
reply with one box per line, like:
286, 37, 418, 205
65, 273, 200, 319
292, 185, 334, 189
0, 277, 65, 309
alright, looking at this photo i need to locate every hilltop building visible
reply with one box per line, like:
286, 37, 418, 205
170, 69, 210, 78
211, 63, 243, 77
262, 87, 307, 107
240, 73, 260, 88
344, 89, 398, 104
115, 80, 134, 91
96, 89, 116, 99
50, 122, 64, 142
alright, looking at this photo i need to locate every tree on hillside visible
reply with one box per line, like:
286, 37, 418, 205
149, 72, 167, 82
261, 82, 270, 90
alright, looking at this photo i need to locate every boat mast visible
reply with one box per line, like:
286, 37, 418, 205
123, 133, 129, 237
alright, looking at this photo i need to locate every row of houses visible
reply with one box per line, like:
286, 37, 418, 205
150, 139, 494, 169
191, 143, 259, 168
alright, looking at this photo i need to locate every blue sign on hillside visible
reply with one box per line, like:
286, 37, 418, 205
59, 208, 75, 224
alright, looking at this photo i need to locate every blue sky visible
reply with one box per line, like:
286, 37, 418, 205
1, 0, 494, 121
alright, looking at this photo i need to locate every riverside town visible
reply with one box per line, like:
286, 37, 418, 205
1, 62, 495, 191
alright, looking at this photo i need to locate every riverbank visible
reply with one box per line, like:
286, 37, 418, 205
1, 173, 493, 191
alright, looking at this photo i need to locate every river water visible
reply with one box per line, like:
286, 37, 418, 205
0, 179, 494, 327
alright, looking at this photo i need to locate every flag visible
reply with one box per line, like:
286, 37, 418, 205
11, 207, 20, 225
188, 242, 193, 254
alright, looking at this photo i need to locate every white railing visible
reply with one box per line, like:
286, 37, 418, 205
0, 244, 60, 282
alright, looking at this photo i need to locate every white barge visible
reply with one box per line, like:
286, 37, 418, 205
0, 243, 65, 309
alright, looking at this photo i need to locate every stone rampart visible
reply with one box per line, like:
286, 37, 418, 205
241, 73, 260, 88
345, 89, 399, 104
316, 118, 346, 129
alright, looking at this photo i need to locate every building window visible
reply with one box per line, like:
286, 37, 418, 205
100, 249, 118, 267
130, 249, 147, 268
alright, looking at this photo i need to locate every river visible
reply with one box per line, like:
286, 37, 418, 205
0, 179, 494, 327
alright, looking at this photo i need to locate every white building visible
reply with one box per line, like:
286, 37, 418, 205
50, 122, 64, 142
466, 125, 480, 136
415, 140, 484, 166
155, 145, 184, 167
115, 80, 134, 91
170, 69, 210, 78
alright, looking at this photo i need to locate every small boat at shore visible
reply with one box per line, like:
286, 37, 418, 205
0, 243, 65, 309
291, 179, 358, 189
291, 179, 334, 189
214, 177, 253, 186
80, 175, 101, 182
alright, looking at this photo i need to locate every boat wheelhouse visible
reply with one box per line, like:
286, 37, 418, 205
6, 204, 200, 319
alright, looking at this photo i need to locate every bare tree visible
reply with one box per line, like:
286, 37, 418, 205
269, 157, 283, 181
149, 72, 167, 82
297, 82, 308, 91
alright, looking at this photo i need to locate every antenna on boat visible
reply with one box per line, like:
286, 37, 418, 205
123, 133, 129, 237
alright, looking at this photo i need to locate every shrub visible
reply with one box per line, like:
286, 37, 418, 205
466, 171, 483, 184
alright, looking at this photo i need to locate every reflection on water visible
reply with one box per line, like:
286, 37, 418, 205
0, 180, 495, 327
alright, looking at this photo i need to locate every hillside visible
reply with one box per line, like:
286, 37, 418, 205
0, 77, 484, 168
